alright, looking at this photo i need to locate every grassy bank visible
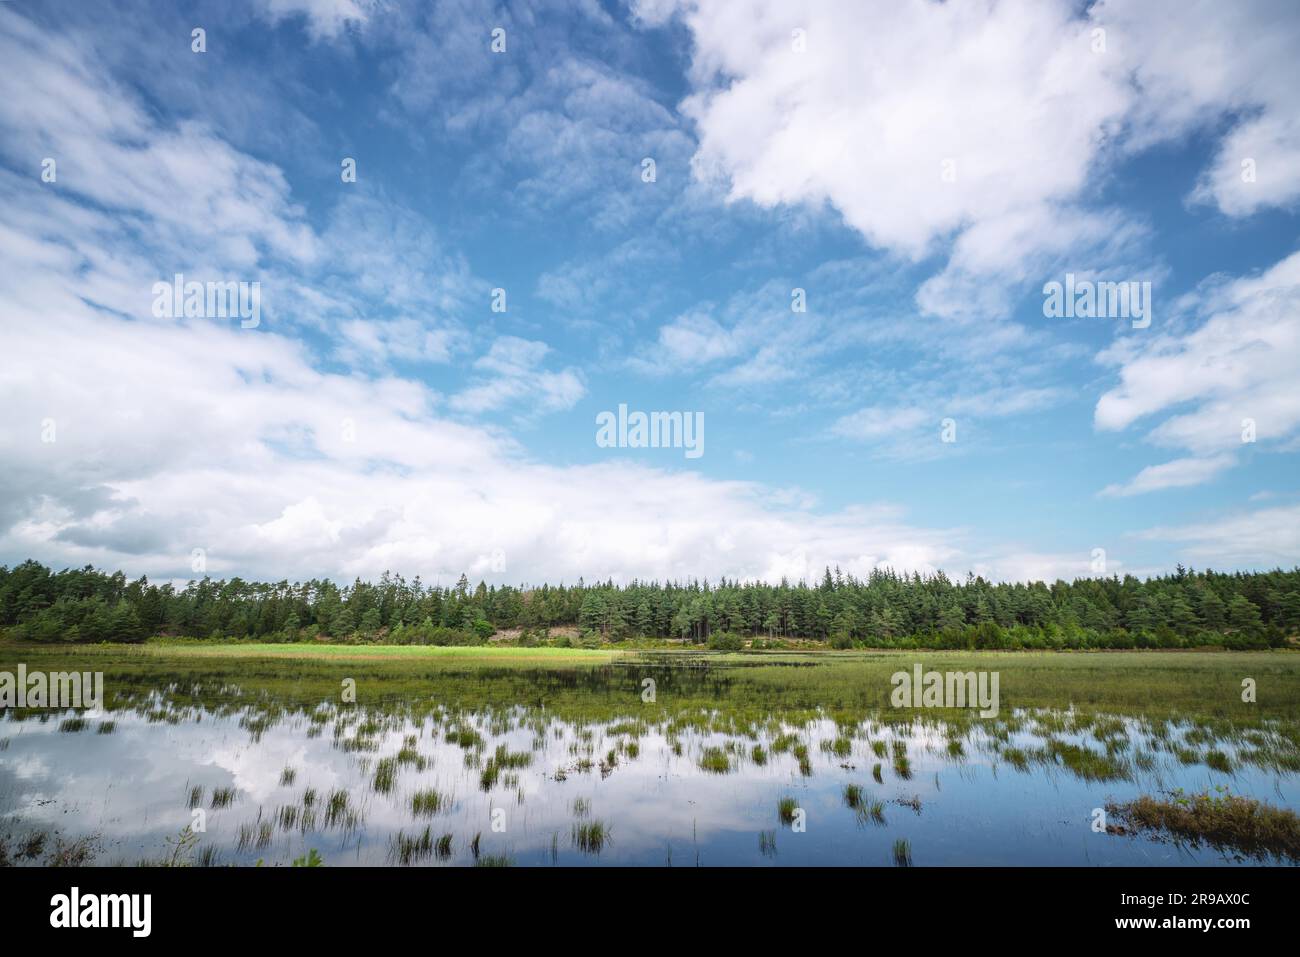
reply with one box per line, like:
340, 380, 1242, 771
3, 643, 1298, 722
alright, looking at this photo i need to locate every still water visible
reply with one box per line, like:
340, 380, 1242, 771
1, 654, 1297, 866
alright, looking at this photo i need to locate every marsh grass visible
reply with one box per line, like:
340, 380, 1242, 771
1042, 740, 1129, 782
893, 838, 912, 867
373, 757, 397, 794
572, 820, 609, 854
699, 746, 731, 774
793, 742, 812, 776
411, 789, 449, 816
1107, 788, 1300, 862
390, 826, 434, 865
778, 796, 799, 826
6, 645, 1300, 867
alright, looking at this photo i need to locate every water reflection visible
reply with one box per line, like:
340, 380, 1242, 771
2, 661, 1298, 866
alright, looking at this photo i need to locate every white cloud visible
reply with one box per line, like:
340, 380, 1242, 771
450, 337, 586, 416
1095, 0, 1300, 214
1094, 249, 1300, 493
0, 11, 317, 271
253, 0, 377, 40
644, 0, 1300, 318
1137, 504, 1300, 569
653, 0, 1131, 281
1099, 454, 1237, 498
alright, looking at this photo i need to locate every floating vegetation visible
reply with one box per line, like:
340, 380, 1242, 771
390, 826, 435, 865
6, 645, 1300, 868
844, 783, 885, 825
480, 744, 532, 791
793, 743, 812, 776
373, 757, 398, 794
446, 726, 484, 750
274, 805, 299, 831
411, 789, 449, 816
778, 796, 799, 826
893, 838, 912, 867
324, 789, 358, 830
771, 733, 798, 754
572, 820, 609, 855
1002, 747, 1029, 772
1205, 750, 1234, 774
1043, 740, 1129, 782
895, 794, 922, 815
1106, 788, 1300, 863
698, 746, 731, 774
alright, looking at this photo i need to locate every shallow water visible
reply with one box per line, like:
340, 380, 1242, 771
2, 655, 1298, 866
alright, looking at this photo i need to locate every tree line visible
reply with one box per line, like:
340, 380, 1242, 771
0, 559, 1297, 650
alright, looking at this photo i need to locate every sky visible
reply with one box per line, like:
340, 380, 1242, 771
0, 0, 1298, 588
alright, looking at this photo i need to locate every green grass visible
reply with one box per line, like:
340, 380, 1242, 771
698, 746, 731, 774
571, 820, 609, 854
131, 641, 620, 665
411, 789, 449, 816
777, 796, 799, 826
893, 838, 912, 867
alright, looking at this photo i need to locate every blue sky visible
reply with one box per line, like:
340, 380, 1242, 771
1, 0, 1298, 586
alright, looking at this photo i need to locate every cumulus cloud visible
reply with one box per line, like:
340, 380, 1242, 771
1094, 249, 1300, 493
642, 0, 1300, 317
0, 3, 996, 587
